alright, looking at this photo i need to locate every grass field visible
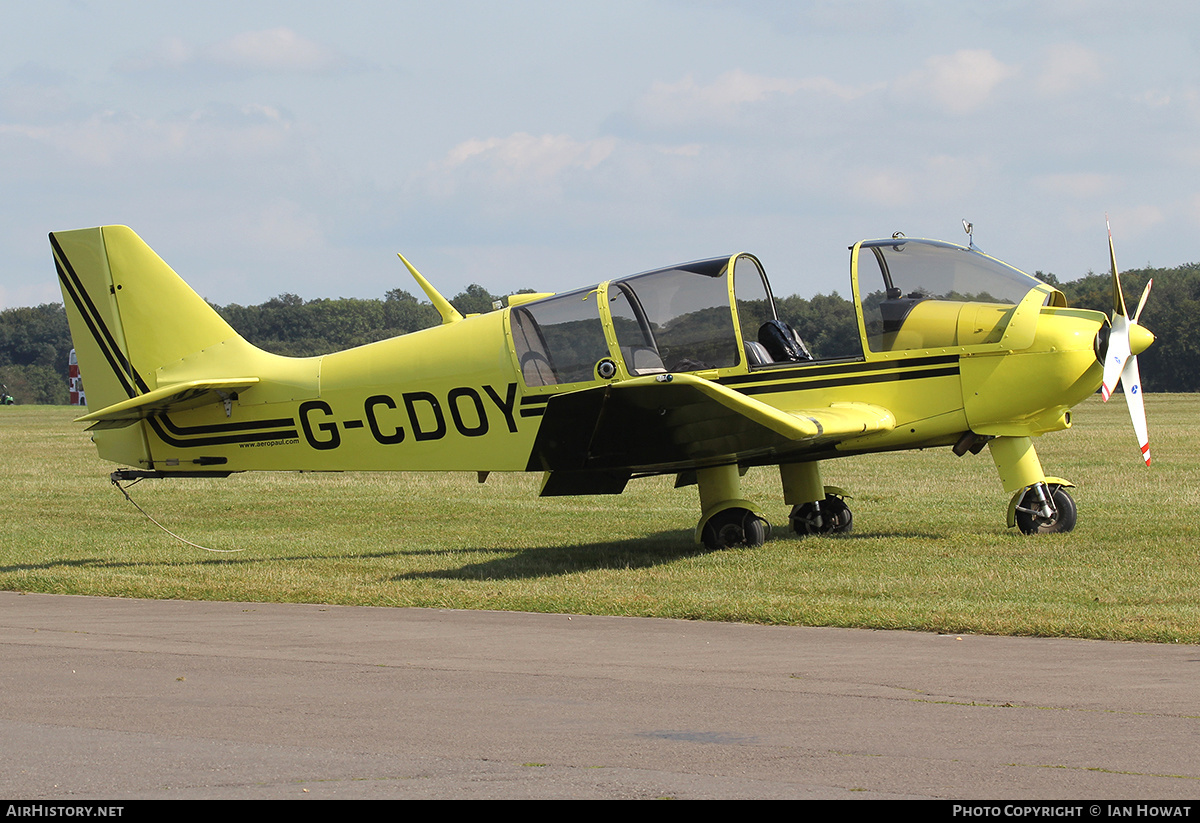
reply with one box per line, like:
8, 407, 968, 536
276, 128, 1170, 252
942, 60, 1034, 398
2, 396, 1197, 642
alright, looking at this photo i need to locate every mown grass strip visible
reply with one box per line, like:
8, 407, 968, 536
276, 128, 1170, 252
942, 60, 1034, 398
2, 396, 1197, 642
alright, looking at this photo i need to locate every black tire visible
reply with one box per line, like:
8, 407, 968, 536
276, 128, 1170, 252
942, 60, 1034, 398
701, 508, 768, 550
743, 514, 767, 547
1015, 485, 1077, 535
790, 494, 853, 536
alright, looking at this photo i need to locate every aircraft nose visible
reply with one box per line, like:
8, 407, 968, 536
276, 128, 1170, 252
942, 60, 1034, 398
1129, 322, 1155, 356
1093, 320, 1154, 365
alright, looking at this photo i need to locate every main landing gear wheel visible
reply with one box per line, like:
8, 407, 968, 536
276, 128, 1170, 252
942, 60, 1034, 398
1015, 484, 1077, 535
701, 508, 768, 550
790, 494, 853, 536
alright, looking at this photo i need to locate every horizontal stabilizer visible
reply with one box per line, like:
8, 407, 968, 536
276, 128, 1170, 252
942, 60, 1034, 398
75, 378, 260, 430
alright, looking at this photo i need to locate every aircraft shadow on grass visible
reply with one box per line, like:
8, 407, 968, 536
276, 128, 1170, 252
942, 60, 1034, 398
389, 527, 957, 581
4, 525, 954, 582
3, 534, 699, 579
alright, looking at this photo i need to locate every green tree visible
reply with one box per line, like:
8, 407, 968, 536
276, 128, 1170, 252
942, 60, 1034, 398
450, 284, 499, 316
1058, 263, 1200, 392
10, 262, 1200, 401
0, 303, 73, 403
775, 292, 860, 360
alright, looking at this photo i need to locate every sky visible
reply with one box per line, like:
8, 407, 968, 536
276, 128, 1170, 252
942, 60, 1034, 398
3, 0, 1199, 310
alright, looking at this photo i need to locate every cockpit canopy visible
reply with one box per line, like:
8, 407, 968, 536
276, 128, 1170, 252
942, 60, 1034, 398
854, 238, 1061, 353
510, 253, 786, 387
508, 239, 1060, 388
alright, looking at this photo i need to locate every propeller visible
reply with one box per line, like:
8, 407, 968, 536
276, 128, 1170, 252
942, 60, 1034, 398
1096, 218, 1155, 465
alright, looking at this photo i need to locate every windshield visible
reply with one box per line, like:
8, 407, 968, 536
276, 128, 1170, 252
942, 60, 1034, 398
857, 239, 1044, 352
860, 239, 1040, 304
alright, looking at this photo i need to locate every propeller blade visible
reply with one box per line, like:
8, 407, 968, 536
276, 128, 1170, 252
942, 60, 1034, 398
1120, 355, 1151, 465
1100, 218, 1136, 402
1099, 218, 1153, 464
1133, 278, 1153, 324
1100, 311, 1130, 402
1107, 216, 1128, 318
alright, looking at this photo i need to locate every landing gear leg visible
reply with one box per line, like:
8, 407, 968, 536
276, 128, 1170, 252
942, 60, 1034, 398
988, 436, 1076, 534
779, 462, 853, 536
695, 464, 768, 550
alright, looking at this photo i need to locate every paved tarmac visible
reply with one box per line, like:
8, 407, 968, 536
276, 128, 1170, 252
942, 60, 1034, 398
1, 591, 1198, 800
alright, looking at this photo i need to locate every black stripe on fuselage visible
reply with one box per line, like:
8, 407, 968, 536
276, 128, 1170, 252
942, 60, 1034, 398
520, 393, 554, 417
512, 356, 958, 414
155, 413, 297, 437
719, 355, 959, 396
145, 419, 300, 448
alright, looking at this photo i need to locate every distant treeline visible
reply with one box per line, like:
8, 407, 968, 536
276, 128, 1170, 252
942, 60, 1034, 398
3, 263, 1197, 404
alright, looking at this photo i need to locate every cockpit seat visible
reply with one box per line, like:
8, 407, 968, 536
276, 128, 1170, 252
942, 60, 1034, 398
622, 345, 666, 375
744, 341, 773, 366
758, 320, 813, 362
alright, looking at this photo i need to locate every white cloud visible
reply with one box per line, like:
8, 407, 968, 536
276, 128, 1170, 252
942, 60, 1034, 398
647, 70, 803, 109
1136, 89, 1174, 109
7, 3, 1200, 309
656, 143, 702, 157
1, 115, 125, 166
629, 69, 880, 130
116, 28, 340, 76
423, 133, 617, 199
1035, 42, 1104, 97
895, 50, 1018, 114
238, 198, 326, 253
1109, 205, 1166, 238
844, 154, 985, 209
847, 168, 913, 208
1035, 172, 1115, 199
0, 104, 296, 169
113, 36, 197, 74
206, 28, 339, 73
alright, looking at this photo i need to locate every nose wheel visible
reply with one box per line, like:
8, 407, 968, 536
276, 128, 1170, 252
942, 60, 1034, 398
790, 493, 853, 535
1014, 483, 1077, 534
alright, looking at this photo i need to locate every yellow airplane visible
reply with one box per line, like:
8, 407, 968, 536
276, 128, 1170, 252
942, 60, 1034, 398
50, 222, 1153, 548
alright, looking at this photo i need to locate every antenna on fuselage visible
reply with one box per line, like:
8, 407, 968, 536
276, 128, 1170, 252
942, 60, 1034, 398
397, 253, 464, 325
962, 219, 977, 250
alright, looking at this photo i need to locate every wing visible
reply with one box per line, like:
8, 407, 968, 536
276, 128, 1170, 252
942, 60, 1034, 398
526, 373, 894, 483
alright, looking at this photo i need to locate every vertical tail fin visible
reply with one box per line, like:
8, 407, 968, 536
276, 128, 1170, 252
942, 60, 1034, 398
50, 226, 246, 465
51, 225, 243, 405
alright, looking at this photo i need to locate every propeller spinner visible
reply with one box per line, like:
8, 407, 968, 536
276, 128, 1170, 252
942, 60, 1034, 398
1096, 219, 1155, 465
